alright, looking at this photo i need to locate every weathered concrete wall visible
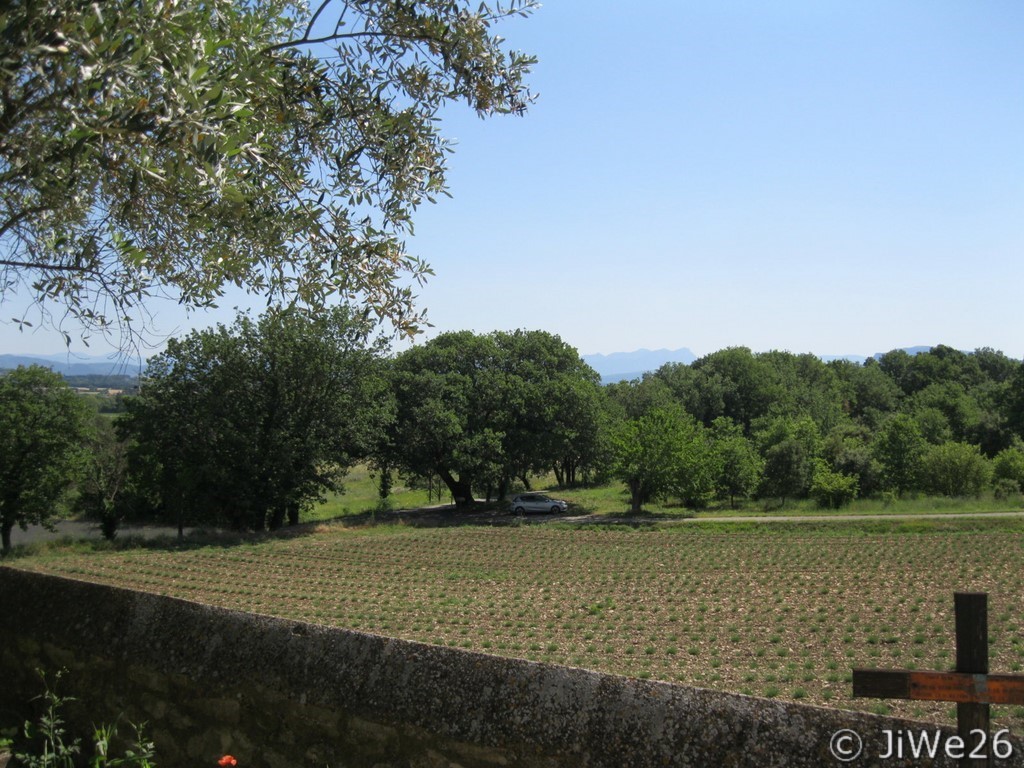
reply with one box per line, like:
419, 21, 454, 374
1, 567, 1021, 767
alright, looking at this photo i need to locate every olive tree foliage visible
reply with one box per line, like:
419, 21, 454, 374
0, 365, 91, 553
0, 0, 537, 345
120, 307, 390, 533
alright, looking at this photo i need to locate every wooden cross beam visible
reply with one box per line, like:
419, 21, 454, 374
852, 593, 1024, 767
853, 669, 1024, 706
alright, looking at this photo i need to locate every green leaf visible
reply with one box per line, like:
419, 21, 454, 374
222, 185, 245, 203
202, 84, 223, 104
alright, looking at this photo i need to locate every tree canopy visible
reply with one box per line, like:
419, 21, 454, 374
1, 0, 536, 346
385, 329, 602, 505
120, 307, 389, 532
611, 345, 1024, 509
608, 404, 713, 513
7, 339, 1023, 538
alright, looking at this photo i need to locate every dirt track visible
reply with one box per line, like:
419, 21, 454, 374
12, 507, 1024, 550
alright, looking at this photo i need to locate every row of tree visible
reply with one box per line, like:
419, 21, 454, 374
604, 345, 1024, 511
4, 313, 1024, 551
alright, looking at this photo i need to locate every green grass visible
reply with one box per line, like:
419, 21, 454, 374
692, 493, 1024, 518
550, 482, 694, 518
250, 463, 1024, 524
305, 465, 437, 521
541, 481, 1024, 521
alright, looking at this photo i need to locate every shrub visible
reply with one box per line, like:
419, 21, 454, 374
993, 445, 1024, 493
992, 477, 1021, 502
919, 442, 991, 497
809, 461, 858, 509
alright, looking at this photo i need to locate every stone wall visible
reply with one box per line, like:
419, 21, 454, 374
1, 567, 1021, 767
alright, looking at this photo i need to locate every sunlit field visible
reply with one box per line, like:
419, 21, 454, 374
11, 516, 1024, 733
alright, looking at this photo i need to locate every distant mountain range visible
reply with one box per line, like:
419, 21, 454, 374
819, 346, 932, 364
0, 353, 143, 377
581, 348, 698, 384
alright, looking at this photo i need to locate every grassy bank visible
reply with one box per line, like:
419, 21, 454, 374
307, 466, 1024, 521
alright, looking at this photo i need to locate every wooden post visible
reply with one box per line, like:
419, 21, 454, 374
956, 592, 989, 767
852, 592, 1024, 767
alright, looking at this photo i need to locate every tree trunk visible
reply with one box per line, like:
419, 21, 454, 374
377, 466, 392, 500
287, 502, 299, 526
1, 521, 12, 554
628, 480, 644, 513
519, 474, 531, 491
165, 474, 185, 541
553, 465, 564, 487
268, 506, 285, 531
250, 502, 267, 532
439, 470, 474, 508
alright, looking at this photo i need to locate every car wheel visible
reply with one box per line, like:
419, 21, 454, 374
551, 505, 561, 514
514, 506, 525, 515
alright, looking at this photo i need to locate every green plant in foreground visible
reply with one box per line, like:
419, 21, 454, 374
15, 669, 80, 768
90, 721, 156, 768
1, 727, 16, 756
11, 670, 156, 768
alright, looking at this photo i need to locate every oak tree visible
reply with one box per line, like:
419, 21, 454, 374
386, 330, 602, 505
873, 413, 926, 496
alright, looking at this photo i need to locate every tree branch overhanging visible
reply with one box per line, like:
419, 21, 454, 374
0, 0, 537, 349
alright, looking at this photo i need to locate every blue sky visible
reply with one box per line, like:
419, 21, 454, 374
3, 1, 1024, 360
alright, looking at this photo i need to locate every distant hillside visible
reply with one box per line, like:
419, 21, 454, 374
0, 353, 143, 377
1, 346, 939, 385
583, 345, 938, 384
874, 345, 932, 359
820, 346, 933, 364
582, 348, 697, 383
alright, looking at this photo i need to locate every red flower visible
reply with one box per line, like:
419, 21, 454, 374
218, 757, 238, 767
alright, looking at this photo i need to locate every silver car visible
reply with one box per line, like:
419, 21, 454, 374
508, 493, 569, 515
